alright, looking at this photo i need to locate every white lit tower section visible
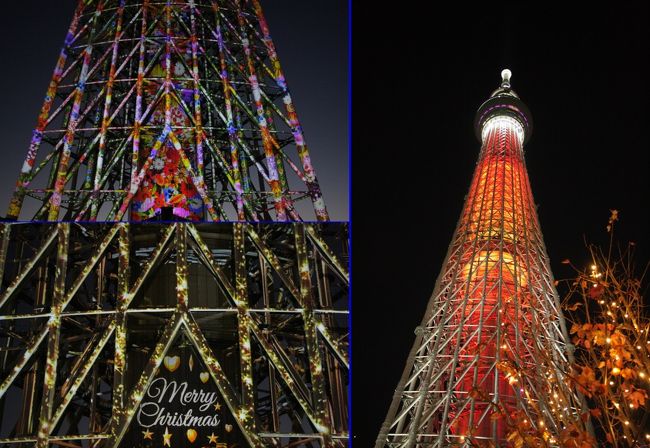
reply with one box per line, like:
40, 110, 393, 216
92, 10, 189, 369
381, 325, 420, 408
376, 70, 580, 447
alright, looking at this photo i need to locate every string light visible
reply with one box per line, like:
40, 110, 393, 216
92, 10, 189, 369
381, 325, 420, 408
0, 223, 349, 446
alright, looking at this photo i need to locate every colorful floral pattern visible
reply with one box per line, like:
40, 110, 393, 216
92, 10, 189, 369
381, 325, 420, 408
131, 12, 203, 221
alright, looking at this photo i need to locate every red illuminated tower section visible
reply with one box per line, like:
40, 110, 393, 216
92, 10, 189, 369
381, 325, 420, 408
376, 70, 581, 447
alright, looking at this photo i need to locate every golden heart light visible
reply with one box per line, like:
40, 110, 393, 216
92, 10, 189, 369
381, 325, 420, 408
164, 356, 180, 373
186, 428, 197, 443
200, 372, 209, 383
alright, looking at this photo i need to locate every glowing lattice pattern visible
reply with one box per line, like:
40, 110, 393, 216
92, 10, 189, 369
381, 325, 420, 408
7, 0, 329, 222
0, 223, 349, 447
376, 75, 581, 447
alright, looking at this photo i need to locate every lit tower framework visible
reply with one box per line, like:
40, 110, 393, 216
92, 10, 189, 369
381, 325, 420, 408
7, 0, 329, 222
376, 70, 582, 447
0, 222, 349, 447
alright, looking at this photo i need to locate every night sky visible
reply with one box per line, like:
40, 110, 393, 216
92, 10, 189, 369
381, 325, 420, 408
353, 2, 650, 446
0, 1, 348, 221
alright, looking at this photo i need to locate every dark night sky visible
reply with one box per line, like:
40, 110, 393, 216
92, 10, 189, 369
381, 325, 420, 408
0, 1, 348, 221
353, 2, 650, 446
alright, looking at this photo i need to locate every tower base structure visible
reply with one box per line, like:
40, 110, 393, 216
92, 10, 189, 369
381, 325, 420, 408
0, 222, 348, 447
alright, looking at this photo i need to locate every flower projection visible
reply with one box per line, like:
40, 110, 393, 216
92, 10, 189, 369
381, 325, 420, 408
131, 19, 203, 221
6, 0, 331, 222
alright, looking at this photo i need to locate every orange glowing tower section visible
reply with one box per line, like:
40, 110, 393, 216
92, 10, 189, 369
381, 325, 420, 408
376, 70, 580, 447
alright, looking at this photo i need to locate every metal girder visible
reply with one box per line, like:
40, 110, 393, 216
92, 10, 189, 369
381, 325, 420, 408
376, 86, 581, 447
0, 222, 349, 447
7, 0, 330, 222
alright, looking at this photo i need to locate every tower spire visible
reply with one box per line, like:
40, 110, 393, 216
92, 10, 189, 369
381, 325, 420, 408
376, 71, 580, 447
500, 68, 512, 88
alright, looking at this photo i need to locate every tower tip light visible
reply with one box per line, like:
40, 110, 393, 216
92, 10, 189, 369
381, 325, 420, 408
501, 69, 512, 88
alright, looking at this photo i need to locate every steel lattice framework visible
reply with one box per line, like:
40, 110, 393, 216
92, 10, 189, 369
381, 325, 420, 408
0, 222, 348, 447
7, 0, 329, 222
375, 71, 583, 447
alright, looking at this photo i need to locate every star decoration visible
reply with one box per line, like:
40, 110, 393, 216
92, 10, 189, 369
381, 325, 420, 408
214, 402, 222, 411
207, 433, 219, 444
163, 427, 172, 447
142, 429, 154, 440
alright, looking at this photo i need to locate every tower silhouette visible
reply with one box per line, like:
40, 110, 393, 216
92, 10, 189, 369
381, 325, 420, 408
376, 70, 580, 447
7, 0, 329, 222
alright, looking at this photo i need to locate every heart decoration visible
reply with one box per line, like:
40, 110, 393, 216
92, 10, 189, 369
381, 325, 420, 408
164, 356, 180, 373
200, 372, 209, 383
225, 424, 233, 433
186, 428, 197, 443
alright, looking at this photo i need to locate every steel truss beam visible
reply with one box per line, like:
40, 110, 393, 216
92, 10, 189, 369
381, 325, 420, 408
0, 222, 348, 447
376, 79, 583, 447
7, 0, 330, 222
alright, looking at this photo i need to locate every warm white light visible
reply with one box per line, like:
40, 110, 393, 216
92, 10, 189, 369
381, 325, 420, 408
501, 69, 512, 85
481, 116, 525, 144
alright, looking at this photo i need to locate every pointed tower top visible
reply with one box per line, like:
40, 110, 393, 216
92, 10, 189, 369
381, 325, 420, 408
501, 68, 512, 88
474, 69, 533, 144
489, 68, 518, 98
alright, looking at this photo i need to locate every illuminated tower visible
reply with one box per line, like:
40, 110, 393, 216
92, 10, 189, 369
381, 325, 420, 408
375, 70, 581, 447
6, 0, 329, 222
0, 222, 349, 447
